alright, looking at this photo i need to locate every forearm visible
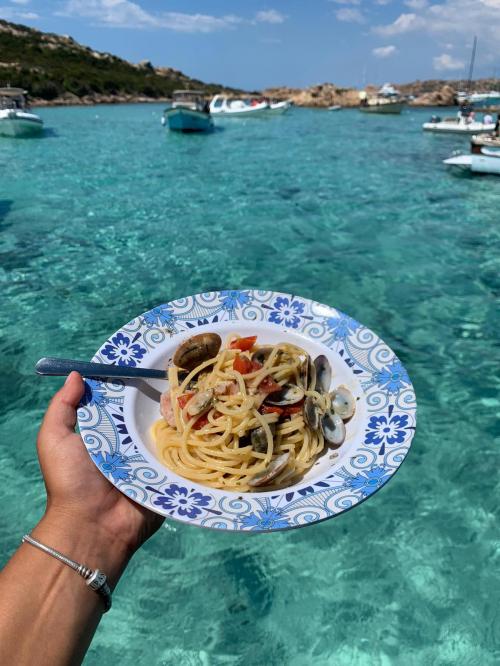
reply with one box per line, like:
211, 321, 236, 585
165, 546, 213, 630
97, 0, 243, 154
0, 509, 131, 666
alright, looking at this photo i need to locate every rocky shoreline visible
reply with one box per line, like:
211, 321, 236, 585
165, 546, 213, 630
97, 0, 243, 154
262, 82, 459, 108
31, 82, 462, 109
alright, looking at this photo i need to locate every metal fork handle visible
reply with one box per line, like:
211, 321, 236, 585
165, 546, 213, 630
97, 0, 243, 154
35, 357, 167, 380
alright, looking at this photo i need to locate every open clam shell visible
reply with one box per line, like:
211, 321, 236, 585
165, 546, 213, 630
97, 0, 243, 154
248, 452, 291, 487
266, 383, 305, 406
321, 410, 346, 446
330, 386, 356, 421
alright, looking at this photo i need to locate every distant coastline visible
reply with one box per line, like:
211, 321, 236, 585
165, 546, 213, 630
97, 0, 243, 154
2, 18, 499, 109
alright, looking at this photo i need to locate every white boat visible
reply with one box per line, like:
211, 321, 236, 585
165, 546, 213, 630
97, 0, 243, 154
268, 99, 292, 114
328, 105, 342, 111
444, 133, 500, 175
161, 90, 213, 133
209, 94, 270, 117
423, 113, 495, 134
359, 83, 406, 114
457, 90, 500, 107
0, 87, 43, 137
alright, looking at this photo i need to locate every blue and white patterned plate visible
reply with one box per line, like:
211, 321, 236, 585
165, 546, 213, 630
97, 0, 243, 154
77, 290, 416, 532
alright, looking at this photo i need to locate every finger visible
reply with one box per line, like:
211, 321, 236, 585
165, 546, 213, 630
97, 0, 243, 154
39, 371, 85, 441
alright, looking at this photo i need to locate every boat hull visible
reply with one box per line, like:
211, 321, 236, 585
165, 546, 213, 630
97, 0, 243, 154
211, 106, 270, 118
266, 101, 291, 114
423, 122, 495, 134
359, 102, 404, 114
163, 108, 213, 133
444, 153, 500, 175
0, 113, 43, 137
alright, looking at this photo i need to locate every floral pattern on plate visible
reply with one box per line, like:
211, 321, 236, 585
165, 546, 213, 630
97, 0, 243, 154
77, 290, 417, 532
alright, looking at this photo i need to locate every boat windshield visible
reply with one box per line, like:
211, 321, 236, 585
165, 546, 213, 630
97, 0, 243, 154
0, 89, 26, 110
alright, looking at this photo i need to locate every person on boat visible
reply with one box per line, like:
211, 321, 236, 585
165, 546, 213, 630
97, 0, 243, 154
495, 116, 500, 137
0, 372, 164, 666
484, 113, 493, 126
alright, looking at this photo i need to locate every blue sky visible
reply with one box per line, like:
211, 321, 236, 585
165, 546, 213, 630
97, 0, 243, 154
2, 0, 500, 89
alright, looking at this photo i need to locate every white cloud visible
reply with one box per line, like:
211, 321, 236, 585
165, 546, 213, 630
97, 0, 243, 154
433, 53, 465, 71
375, 0, 500, 55
404, 0, 428, 8
374, 12, 425, 35
255, 9, 286, 24
0, 5, 38, 19
336, 7, 365, 22
59, 0, 243, 33
373, 45, 397, 58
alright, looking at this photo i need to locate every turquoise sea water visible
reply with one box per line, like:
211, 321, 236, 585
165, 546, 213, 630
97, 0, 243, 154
1, 104, 499, 665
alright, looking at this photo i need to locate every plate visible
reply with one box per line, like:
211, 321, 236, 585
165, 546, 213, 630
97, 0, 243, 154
77, 290, 416, 532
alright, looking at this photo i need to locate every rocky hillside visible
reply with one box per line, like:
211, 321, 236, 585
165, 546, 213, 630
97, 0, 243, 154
264, 79, 500, 108
0, 19, 241, 105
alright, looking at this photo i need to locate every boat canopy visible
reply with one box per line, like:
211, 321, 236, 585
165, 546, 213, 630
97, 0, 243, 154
0, 87, 27, 96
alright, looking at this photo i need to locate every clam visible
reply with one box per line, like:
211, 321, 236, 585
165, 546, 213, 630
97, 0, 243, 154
173, 333, 222, 371
330, 386, 356, 420
314, 355, 332, 394
266, 383, 305, 406
251, 346, 274, 366
248, 452, 291, 488
250, 423, 277, 453
321, 410, 346, 447
303, 395, 321, 430
186, 389, 214, 417
300, 355, 314, 391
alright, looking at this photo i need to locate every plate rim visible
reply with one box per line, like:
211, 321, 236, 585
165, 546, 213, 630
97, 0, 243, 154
77, 289, 417, 533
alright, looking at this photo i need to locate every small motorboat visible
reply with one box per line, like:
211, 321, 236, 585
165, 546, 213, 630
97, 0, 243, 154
457, 90, 500, 107
423, 112, 495, 134
444, 133, 500, 175
267, 99, 292, 114
0, 87, 43, 137
161, 90, 213, 133
328, 105, 341, 111
209, 94, 270, 117
359, 84, 406, 114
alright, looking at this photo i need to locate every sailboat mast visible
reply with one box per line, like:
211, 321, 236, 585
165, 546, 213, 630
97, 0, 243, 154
466, 36, 477, 95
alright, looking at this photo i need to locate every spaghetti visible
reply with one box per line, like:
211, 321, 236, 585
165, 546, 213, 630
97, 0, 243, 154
151, 333, 337, 491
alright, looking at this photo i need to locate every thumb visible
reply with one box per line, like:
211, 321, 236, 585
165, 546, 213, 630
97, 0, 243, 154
39, 372, 85, 442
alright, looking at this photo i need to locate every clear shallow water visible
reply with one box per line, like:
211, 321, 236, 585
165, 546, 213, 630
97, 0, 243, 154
1, 105, 499, 665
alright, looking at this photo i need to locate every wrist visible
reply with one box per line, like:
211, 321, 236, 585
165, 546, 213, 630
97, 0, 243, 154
32, 507, 132, 590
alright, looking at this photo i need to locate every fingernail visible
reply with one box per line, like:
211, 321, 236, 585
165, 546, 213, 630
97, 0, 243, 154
64, 372, 73, 385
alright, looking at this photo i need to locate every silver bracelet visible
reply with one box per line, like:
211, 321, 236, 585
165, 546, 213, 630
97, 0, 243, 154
22, 534, 112, 613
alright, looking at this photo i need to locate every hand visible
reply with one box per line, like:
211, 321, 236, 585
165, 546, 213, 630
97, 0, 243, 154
36, 372, 164, 558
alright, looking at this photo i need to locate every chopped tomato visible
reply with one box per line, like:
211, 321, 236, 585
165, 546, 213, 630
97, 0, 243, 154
258, 375, 282, 394
259, 404, 284, 416
233, 354, 254, 375
192, 414, 210, 430
229, 336, 257, 351
177, 392, 195, 409
282, 401, 304, 417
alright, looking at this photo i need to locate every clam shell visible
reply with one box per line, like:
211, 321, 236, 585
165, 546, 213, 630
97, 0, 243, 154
321, 410, 346, 446
304, 395, 321, 430
330, 386, 356, 420
250, 423, 276, 453
248, 452, 291, 487
314, 355, 332, 393
266, 383, 305, 406
173, 333, 222, 371
186, 389, 214, 416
